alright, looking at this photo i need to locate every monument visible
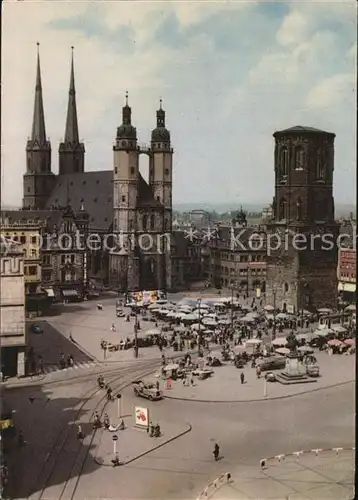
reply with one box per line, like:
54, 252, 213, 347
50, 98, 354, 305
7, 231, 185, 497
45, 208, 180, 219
276, 332, 317, 385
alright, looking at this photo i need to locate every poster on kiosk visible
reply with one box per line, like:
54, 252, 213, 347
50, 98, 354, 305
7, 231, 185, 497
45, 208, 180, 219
135, 406, 149, 428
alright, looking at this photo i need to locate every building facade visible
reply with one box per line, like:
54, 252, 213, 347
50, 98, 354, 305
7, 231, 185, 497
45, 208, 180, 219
338, 248, 356, 302
1, 207, 89, 304
109, 95, 173, 291
208, 224, 267, 292
0, 241, 26, 377
265, 126, 339, 312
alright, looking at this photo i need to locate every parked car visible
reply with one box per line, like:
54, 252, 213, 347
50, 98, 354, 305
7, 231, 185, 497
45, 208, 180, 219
132, 381, 163, 401
257, 356, 286, 371
307, 365, 320, 377
30, 324, 43, 334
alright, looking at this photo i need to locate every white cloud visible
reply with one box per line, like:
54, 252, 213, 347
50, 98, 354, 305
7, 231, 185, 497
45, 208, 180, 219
306, 73, 355, 109
1, 1, 356, 208
276, 10, 308, 46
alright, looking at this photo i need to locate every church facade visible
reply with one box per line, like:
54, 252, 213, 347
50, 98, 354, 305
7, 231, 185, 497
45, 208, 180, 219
12, 44, 197, 293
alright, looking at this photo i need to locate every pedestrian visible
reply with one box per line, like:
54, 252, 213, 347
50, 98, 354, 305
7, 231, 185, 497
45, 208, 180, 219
240, 372, 245, 384
38, 355, 44, 374
213, 443, 220, 461
1, 370, 4, 382
156, 380, 160, 390
77, 424, 84, 440
256, 366, 261, 379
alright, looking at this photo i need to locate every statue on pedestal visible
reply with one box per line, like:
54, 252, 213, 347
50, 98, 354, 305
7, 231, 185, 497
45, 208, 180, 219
286, 331, 298, 353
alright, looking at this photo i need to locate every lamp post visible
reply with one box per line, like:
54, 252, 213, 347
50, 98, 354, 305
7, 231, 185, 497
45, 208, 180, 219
197, 297, 203, 347
272, 289, 277, 342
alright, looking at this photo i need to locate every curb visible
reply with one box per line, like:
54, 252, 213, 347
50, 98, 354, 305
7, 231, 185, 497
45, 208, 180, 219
163, 379, 354, 404
93, 422, 192, 467
260, 446, 355, 468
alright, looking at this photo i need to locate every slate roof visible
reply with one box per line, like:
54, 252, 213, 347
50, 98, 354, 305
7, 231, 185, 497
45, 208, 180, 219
46, 171, 113, 231
274, 126, 335, 136
138, 174, 162, 208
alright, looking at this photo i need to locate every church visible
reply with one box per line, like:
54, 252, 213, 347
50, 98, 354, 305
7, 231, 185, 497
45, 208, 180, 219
6, 44, 201, 294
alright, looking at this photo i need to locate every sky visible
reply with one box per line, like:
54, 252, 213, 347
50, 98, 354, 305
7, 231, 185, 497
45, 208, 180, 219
1, 0, 356, 208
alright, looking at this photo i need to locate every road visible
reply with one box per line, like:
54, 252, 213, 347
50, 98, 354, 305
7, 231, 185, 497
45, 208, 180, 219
3, 296, 355, 499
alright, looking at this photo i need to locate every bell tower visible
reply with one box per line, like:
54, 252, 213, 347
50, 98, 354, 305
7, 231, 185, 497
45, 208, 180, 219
266, 126, 339, 312
23, 43, 55, 209
111, 92, 140, 291
150, 99, 173, 234
59, 47, 85, 175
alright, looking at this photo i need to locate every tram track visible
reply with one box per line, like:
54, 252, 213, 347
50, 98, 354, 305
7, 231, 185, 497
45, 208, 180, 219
27, 360, 160, 500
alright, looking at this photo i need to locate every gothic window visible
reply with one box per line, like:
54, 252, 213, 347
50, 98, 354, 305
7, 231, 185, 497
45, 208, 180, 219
294, 146, 304, 170
131, 167, 135, 175
74, 159, 80, 173
279, 198, 286, 220
114, 167, 118, 174
316, 150, 325, 180
296, 198, 302, 220
27, 157, 31, 171
280, 147, 289, 177
143, 215, 148, 231
150, 214, 155, 229
41, 158, 47, 172
165, 168, 169, 175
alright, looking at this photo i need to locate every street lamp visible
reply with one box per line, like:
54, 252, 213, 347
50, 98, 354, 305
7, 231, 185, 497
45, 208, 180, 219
197, 297, 203, 348
272, 289, 277, 341
230, 281, 237, 332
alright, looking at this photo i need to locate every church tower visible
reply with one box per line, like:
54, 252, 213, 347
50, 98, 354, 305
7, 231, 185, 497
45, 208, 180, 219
59, 47, 85, 175
266, 126, 339, 312
149, 99, 173, 290
150, 99, 173, 233
23, 43, 55, 209
111, 92, 140, 291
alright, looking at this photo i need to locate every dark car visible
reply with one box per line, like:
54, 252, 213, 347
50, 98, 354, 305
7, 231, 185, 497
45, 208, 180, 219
30, 324, 43, 334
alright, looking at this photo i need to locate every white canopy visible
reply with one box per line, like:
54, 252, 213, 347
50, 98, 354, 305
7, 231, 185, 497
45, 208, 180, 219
317, 308, 333, 314
276, 313, 289, 320
240, 316, 255, 323
331, 325, 347, 334
245, 338, 262, 345
183, 313, 200, 321
272, 337, 288, 346
218, 319, 231, 325
202, 318, 217, 326
144, 328, 162, 336
275, 347, 290, 355
264, 305, 275, 311
297, 345, 314, 354
313, 328, 334, 337
345, 304, 356, 312
190, 323, 201, 330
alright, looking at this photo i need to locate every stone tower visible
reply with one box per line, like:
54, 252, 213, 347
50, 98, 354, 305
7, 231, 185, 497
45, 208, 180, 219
59, 47, 85, 175
266, 126, 339, 311
149, 99, 173, 290
111, 92, 140, 291
23, 43, 55, 209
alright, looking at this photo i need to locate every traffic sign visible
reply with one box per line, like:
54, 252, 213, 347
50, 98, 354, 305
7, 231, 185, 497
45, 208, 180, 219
117, 394, 122, 399
112, 435, 118, 441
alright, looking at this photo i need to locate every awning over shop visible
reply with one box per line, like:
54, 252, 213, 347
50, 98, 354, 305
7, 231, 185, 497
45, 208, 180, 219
45, 288, 55, 297
338, 282, 356, 293
62, 290, 79, 297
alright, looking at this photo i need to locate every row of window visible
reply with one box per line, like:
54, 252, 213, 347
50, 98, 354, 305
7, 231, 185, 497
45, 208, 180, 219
114, 166, 170, 176
213, 252, 265, 262
278, 146, 328, 180
4, 234, 38, 244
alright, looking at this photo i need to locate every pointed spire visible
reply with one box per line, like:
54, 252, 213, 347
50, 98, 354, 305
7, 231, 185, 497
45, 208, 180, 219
122, 91, 132, 125
64, 46, 79, 144
156, 97, 165, 127
31, 42, 47, 144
